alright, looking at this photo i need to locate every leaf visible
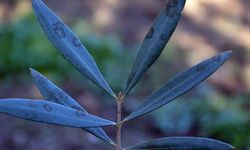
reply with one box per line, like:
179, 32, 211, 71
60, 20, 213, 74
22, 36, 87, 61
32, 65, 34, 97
84, 127, 115, 145
125, 137, 234, 150
124, 51, 232, 121
30, 68, 115, 145
32, 0, 116, 98
30, 68, 86, 111
125, 0, 186, 96
0, 99, 115, 127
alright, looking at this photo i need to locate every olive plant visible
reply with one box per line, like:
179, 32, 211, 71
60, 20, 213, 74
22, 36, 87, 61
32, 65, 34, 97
0, 0, 234, 149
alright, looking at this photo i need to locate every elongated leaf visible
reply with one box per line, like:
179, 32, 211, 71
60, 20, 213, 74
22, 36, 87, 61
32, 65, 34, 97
30, 68, 86, 111
30, 68, 114, 145
0, 99, 115, 127
125, 0, 186, 95
125, 137, 234, 150
124, 51, 232, 121
32, 0, 116, 98
84, 127, 115, 145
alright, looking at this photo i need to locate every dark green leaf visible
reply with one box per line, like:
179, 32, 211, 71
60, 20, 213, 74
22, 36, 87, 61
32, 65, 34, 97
32, 0, 116, 98
125, 137, 234, 150
125, 0, 186, 95
30, 68, 114, 145
0, 99, 115, 127
124, 51, 232, 121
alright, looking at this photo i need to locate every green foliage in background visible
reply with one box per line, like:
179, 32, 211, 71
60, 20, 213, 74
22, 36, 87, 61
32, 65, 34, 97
0, 0, 249, 149
152, 86, 250, 149
0, 13, 130, 90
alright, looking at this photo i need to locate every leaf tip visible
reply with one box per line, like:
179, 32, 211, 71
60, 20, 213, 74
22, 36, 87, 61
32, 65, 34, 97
29, 68, 39, 77
224, 50, 233, 56
29, 67, 35, 73
219, 50, 233, 61
179, 0, 187, 12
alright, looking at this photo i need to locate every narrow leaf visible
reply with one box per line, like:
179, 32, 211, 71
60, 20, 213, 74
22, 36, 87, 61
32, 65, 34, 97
30, 68, 114, 145
84, 127, 115, 145
124, 51, 232, 121
125, 0, 186, 95
30, 68, 86, 111
0, 99, 115, 127
32, 0, 116, 98
125, 137, 234, 150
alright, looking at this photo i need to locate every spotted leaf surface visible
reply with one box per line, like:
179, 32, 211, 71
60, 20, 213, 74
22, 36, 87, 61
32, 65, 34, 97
30, 68, 114, 145
30, 68, 86, 112
125, 137, 234, 150
0, 99, 115, 127
125, 0, 186, 95
32, 0, 116, 98
124, 51, 232, 121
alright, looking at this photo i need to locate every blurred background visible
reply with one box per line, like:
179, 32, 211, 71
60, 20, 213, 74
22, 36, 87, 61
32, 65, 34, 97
0, 0, 249, 149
